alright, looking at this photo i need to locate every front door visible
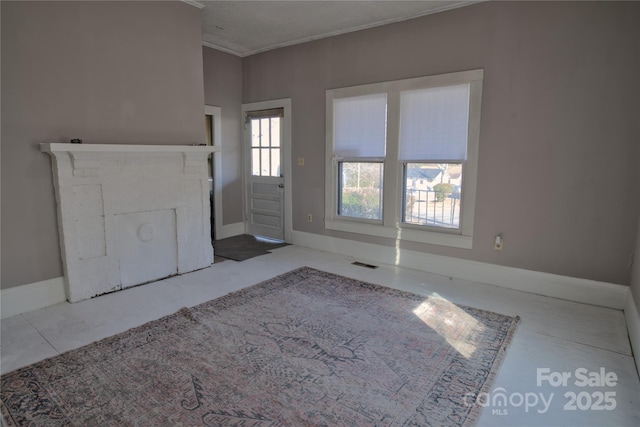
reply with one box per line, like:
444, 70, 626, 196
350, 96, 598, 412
245, 109, 285, 240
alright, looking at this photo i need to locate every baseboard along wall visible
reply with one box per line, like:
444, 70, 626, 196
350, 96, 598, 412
624, 293, 640, 377
291, 230, 629, 310
1, 277, 67, 319
1, 229, 630, 318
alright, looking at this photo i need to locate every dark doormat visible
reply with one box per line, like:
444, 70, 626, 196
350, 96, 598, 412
213, 234, 289, 261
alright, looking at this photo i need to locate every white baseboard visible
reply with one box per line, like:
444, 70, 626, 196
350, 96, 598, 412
216, 222, 245, 240
624, 292, 640, 377
291, 230, 628, 310
0, 222, 246, 319
2, 232, 630, 319
0, 277, 67, 319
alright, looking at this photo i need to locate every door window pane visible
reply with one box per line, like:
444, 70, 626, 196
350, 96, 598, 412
260, 118, 270, 147
252, 150, 261, 176
251, 120, 260, 147
271, 118, 281, 147
260, 148, 270, 175
271, 148, 281, 177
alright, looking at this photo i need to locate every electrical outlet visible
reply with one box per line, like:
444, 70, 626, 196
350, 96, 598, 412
494, 234, 503, 251
307, 213, 313, 222
297, 157, 305, 166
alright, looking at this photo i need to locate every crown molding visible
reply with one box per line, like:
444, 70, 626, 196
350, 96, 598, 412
202, 41, 243, 57
200, 0, 482, 58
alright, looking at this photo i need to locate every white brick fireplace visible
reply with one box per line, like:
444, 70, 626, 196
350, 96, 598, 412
41, 143, 219, 303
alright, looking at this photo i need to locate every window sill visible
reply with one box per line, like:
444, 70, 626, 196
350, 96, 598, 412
324, 219, 473, 249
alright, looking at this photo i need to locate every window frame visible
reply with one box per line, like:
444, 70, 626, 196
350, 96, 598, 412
249, 115, 282, 178
325, 69, 483, 249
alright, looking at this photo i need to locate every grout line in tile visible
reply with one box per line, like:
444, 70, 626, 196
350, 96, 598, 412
532, 329, 633, 357
162, 277, 185, 290
21, 313, 63, 355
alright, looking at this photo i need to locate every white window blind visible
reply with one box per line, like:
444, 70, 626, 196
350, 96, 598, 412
398, 83, 470, 162
333, 93, 387, 158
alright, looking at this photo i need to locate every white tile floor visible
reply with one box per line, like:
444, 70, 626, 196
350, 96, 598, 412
2, 245, 639, 426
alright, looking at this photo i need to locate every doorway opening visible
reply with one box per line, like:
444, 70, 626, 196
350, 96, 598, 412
205, 105, 222, 242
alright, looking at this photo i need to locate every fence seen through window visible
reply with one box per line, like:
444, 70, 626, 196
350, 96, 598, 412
403, 163, 461, 229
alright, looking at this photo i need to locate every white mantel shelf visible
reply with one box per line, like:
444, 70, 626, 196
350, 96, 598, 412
40, 143, 219, 154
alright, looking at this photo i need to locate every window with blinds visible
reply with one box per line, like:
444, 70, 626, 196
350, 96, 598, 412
325, 69, 483, 248
399, 83, 470, 230
332, 93, 387, 220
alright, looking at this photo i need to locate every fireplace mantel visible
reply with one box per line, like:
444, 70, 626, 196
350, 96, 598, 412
41, 143, 220, 154
41, 143, 219, 302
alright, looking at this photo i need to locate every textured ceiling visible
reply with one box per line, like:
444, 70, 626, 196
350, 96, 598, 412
197, 1, 477, 57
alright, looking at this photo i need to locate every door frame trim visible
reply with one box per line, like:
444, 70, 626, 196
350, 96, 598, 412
241, 98, 292, 243
205, 105, 223, 241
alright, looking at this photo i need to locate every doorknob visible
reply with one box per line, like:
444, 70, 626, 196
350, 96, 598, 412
278, 184, 284, 188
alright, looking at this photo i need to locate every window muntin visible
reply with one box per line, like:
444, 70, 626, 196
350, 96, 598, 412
338, 162, 383, 220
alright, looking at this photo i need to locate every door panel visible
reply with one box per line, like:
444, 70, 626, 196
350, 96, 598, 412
248, 177, 283, 239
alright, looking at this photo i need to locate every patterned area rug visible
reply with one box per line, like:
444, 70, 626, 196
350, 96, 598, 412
1, 267, 519, 426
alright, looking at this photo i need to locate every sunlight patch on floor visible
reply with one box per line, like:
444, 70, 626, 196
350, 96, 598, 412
413, 294, 484, 359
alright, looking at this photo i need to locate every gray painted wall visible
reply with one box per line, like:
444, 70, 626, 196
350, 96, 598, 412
202, 47, 244, 225
242, 1, 640, 286
632, 214, 640, 311
631, 114, 640, 311
3, 1, 639, 293
1, 1, 205, 290
631, 147, 640, 309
